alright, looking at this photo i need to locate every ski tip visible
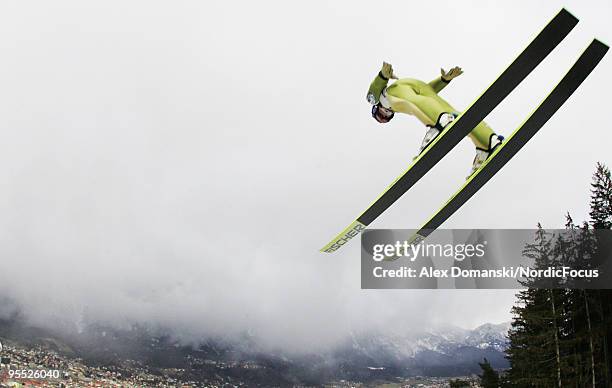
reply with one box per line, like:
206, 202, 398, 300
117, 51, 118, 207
558, 7, 579, 24
583, 39, 610, 63
593, 38, 610, 51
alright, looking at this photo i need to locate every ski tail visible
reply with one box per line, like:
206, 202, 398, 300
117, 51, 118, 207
320, 221, 366, 253
414, 39, 608, 242
320, 8, 578, 254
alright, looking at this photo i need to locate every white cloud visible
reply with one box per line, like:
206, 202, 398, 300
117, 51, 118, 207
0, 0, 609, 351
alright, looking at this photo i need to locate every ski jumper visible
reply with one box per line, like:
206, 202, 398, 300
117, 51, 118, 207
367, 74, 496, 150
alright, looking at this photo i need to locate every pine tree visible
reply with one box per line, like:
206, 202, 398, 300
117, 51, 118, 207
588, 163, 612, 386
554, 219, 600, 387
506, 226, 567, 387
506, 287, 565, 387
589, 162, 612, 229
479, 358, 501, 388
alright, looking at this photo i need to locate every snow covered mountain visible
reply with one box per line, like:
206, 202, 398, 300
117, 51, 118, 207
464, 322, 511, 351
329, 322, 511, 377
347, 321, 510, 357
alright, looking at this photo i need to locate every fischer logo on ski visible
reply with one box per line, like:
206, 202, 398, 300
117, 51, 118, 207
322, 221, 366, 253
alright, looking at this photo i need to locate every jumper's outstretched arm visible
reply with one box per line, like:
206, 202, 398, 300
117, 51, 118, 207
366, 62, 397, 104
429, 66, 464, 93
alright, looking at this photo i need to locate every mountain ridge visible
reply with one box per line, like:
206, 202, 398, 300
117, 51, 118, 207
0, 318, 510, 384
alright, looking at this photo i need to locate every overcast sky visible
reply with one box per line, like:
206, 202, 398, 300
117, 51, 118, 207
0, 0, 610, 352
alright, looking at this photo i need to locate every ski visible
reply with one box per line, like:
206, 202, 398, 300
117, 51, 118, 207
403, 39, 609, 249
321, 8, 578, 253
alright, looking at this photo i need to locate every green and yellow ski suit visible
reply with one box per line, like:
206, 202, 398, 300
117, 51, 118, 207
368, 74, 495, 149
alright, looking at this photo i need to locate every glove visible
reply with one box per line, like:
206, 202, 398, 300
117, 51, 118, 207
380, 62, 398, 80
441, 66, 463, 82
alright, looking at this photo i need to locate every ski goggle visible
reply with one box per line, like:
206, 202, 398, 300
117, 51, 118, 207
372, 104, 394, 123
